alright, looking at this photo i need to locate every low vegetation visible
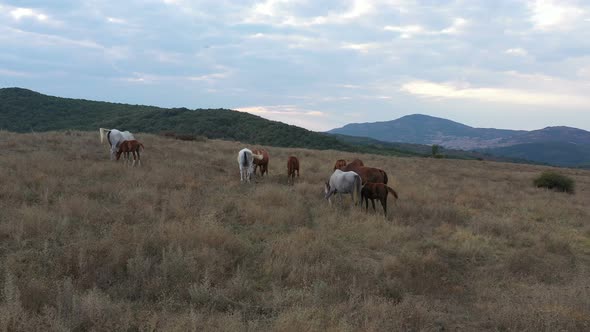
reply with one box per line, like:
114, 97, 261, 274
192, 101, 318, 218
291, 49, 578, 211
1, 131, 589, 331
534, 171, 575, 193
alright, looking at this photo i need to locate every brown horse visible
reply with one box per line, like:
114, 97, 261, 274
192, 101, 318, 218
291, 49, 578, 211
361, 182, 398, 216
116, 140, 144, 167
287, 156, 299, 185
341, 164, 387, 185
252, 149, 269, 177
333, 159, 347, 170
334, 158, 363, 171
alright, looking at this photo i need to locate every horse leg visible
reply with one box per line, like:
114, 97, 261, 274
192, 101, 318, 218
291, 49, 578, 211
136, 149, 141, 166
381, 198, 387, 217
371, 199, 376, 212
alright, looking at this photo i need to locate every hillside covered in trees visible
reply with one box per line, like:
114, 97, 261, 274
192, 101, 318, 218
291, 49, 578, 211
0, 88, 427, 157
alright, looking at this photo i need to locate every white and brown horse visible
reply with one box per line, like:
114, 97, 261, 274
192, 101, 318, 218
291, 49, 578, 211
237, 148, 264, 183
99, 128, 135, 160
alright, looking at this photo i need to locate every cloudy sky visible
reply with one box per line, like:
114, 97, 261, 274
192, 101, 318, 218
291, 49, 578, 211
1, 0, 590, 131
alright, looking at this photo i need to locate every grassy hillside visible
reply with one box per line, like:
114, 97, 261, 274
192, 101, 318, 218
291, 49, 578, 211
1, 131, 589, 330
0, 87, 428, 158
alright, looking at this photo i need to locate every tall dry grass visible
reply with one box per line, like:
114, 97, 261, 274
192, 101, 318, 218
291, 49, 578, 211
0, 130, 589, 331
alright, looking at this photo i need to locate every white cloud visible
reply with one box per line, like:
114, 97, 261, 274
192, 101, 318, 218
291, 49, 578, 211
505, 48, 528, 56
10, 7, 47, 21
244, 0, 376, 27
384, 17, 468, 38
237, 105, 325, 117
0, 68, 34, 77
440, 17, 468, 35
119, 66, 232, 84
400, 80, 590, 108
106, 17, 127, 24
340, 42, 381, 54
528, 0, 585, 31
236, 105, 330, 130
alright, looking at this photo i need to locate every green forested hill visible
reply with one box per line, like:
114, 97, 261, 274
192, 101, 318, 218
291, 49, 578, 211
0, 87, 347, 149
0, 87, 424, 156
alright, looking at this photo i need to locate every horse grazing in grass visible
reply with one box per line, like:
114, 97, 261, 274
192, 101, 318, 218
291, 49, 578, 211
116, 140, 144, 167
333, 159, 347, 170
361, 183, 398, 216
324, 170, 362, 206
252, 149, 269, 177
287, 156, 299, 185
99, 128, 135, 160
238, 148, 264, 183
341, 163, 388, 185
334, 158, 363, 170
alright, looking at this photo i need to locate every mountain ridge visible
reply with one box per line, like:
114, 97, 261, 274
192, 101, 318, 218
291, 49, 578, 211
328, 114, 590, 167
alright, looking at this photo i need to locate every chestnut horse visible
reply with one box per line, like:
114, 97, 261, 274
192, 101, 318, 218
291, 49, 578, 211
116, 140, 144, 167
333, 159, 347, 170
361, 182, 398, 216
252, 149, 270, 177
287, 156, 299, 185
341, 163, 388, 185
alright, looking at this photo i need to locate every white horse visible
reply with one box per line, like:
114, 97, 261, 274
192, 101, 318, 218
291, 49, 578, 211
99, 128, 135, 160
324, 169, 362, 206
237, 148, 264, 183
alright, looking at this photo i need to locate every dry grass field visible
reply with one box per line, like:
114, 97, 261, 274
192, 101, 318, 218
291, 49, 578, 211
1, 130, 589, 331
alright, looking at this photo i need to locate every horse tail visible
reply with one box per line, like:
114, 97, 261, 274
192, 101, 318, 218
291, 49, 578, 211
386, 186, 398, 199
99, 128, 108, 143
241, 151, 248, 167
139, 143, 145, 151
382, 170, 388, 184
353, 175, 362, 205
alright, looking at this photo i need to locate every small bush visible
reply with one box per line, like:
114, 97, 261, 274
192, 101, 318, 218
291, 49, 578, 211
533, 171, 575, 193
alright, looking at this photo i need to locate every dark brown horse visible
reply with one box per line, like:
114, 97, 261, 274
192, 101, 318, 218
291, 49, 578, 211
341, 164, 387, 185
116, 140, 144, 167
287, 156, 299, 185
252, 149, 270, 176
334, 158, 364, 170
361, 182, 398, 216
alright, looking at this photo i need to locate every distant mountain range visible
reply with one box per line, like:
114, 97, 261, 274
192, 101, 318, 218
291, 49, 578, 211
328, 114, 590, 167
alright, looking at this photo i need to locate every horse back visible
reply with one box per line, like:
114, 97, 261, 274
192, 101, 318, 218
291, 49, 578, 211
253, 149, 269, 165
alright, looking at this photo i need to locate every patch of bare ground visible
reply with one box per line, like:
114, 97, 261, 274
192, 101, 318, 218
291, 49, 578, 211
0, 130, 589, 331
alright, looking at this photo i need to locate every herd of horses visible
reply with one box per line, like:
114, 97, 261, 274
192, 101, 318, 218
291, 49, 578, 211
99, 128, 398, 216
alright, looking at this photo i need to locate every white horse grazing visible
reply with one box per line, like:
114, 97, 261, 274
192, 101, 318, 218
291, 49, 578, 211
237, 148, 264, 183
99, 128, 135, 160
324, 169, 362, 206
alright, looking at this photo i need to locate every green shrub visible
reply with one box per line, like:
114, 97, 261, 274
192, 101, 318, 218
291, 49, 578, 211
533, 171, 575, 193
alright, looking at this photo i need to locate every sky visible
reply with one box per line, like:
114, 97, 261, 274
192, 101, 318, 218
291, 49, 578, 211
1, 0, 590, 131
